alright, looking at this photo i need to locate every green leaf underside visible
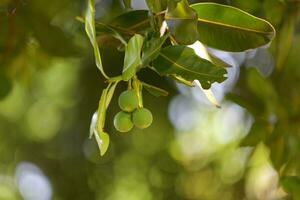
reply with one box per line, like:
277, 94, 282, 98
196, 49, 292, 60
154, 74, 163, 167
165, 0, 199, 45
96, 88, 108, 133
106, 82, 119, 108
191, 3, 275, 52
110, 10, 150, 35
95, 22, 127, 45
95, 10, 149, 35
153, 46, 227, 89
94, 87, 110, 156
122, 34, 144, 81
208, 52, 231, 68
142, 35, 168, 67
94, 131, 110, 156
142, 82, 169, 97
85, 0, 108, 78
94, 10, 150, 46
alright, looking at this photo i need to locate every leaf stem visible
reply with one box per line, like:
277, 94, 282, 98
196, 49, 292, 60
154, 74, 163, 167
154, 10, 167, 16
107, 75, 123, 83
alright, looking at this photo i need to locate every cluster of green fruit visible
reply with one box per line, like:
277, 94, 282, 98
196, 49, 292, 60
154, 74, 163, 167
114, 90, 153, 132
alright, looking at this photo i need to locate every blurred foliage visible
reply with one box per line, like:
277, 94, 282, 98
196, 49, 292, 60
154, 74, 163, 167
0, 0, 300, 200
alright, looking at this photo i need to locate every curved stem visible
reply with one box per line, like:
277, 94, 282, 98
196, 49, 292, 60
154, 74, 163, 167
107, 75, 122, 83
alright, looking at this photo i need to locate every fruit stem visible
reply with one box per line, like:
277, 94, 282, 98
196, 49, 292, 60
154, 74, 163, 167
133, 76, 143, 108
128, 79, 132, 90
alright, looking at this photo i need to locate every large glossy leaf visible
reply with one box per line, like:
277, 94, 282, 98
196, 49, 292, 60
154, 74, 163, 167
110, 10, 150, 34
95, 10, 150, 46
85, 0, 109, 78
122, 34, 144, 81
165, 0, 199, 45
95, 22, 127, 45
152, 46, 227, 89
142, 34, 168, 67
190, 3, 275, 52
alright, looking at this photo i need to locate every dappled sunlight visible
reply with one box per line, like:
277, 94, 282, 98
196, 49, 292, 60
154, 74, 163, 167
0, 175, 18, 200
246, 143, 286, 200
0, 0, 299, 199
15, 162, 52, 200
168, 99, 253, 163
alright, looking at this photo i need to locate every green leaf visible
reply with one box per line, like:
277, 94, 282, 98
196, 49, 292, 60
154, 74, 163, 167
96, 88, 108, 132
91, 85, 112, 156
94, 131, 110, 156
190, 3, 276, 52
170, 74, 193, 86
85, 0, 109, 79
110, 10, 150, 35
142, 34, 168, 67
94, 10, 150, 47
152, 46, 227, 89
95, 22, 127, 45
208, 52, 231, 68
165, 0, 199, 45
193, 80, 221, 108
281, 176, 300, 199
122, 34, 144, 81
142, 82, 169, 97
105, 81, 119, 108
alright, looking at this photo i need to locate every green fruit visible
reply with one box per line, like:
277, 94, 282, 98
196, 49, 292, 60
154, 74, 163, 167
132, 108, 153, 129
118, 90, 138, 112
114, 111, 133, 132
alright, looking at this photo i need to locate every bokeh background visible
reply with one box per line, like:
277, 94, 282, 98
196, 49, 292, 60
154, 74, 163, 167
1, 0, 300, 199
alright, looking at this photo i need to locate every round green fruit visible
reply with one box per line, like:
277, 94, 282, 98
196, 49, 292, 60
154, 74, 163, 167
132, 108, 153, 129
113, 111, 133, 132
118, 90, 138, 112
